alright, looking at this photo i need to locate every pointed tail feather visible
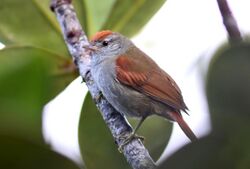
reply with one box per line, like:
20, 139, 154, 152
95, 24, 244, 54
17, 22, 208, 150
169, 112, 197, 142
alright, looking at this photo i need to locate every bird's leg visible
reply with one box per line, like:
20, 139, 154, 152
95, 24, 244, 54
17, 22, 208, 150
118, 116, 146, 152
131, 116, 146, 139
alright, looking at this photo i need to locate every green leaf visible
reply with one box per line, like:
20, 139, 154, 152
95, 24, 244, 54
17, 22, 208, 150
0, 46, 76, 144
158, 133, 250, 169
102, 0, 167, 37
72, 0, 89, 35
206, 42, 250, 130
0, 135, 82, 169
0, 0, 68, 56
128, 116, 172, 161
82, 0, 116, 36
79, 93, 129, 169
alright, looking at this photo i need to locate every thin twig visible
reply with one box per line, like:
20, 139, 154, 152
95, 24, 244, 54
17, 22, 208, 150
50, 0, 156, 169
217, 0, 242, 42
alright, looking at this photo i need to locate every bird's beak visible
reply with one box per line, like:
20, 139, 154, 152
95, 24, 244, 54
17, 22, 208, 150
83, 44, 98, 52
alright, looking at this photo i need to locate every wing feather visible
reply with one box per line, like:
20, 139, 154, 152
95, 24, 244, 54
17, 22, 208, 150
115, 47, 188, 112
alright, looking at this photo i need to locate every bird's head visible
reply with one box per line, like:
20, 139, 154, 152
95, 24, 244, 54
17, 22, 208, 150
85, 30, 132, 62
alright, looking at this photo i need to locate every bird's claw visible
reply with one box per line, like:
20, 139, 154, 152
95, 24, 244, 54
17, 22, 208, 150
118, 133, 145, 153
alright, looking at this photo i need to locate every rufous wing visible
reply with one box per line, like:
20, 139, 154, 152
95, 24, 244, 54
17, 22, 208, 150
115, 47, 188, 112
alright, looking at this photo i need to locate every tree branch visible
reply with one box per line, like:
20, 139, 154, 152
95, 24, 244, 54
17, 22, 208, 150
50, 0, 156, 169
217, 0, 242, 42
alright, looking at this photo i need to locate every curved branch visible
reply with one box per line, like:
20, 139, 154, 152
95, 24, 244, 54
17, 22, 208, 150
217, 0, 242, 42
50, 0, 156, 169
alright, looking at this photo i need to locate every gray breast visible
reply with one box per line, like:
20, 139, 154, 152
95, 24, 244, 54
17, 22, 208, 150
91, 59, 168, 118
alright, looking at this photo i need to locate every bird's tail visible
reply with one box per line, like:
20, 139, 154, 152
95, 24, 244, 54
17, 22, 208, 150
168, 111, 197, 142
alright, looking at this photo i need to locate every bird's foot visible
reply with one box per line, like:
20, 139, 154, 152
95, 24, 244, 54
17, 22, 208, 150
118, 133, 145, 152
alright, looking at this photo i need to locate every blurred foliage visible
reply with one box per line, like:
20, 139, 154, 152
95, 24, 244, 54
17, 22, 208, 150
0, 46, 80, 168
0, 0, 167, 168
0, 47, 52, 145
102, 0, 166, 37
0, 135, 81, 169
0, 0, 68, 56
158, 42, 250, 169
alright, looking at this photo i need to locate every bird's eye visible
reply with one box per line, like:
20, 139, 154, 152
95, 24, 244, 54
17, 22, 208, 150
102, 40, 109, 46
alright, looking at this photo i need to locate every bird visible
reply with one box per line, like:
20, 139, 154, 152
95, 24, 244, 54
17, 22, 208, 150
85, 30, 197, 147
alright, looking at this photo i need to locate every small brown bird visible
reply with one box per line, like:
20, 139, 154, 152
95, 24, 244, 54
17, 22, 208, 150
87, 30, 197, 145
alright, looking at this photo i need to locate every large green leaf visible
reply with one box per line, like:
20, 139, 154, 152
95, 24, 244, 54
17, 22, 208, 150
0, 46, 76, 144
0, 135, 82, 169
0, 0, 67, 56
206, 42, 250, 130
102, 0, 167, 37
128, 116, 172, 161
83, 0, 116, 36
79, 93, 129, 169
158, 133, 250, 169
